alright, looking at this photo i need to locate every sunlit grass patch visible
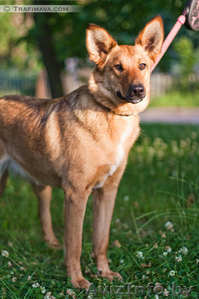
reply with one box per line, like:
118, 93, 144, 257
150, 90, 199, 107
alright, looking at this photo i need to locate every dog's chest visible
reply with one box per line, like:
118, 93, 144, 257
94, 117, 135, 189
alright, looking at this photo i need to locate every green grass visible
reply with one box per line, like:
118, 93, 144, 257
150, 90, 199, 107
0, 124, 199, 298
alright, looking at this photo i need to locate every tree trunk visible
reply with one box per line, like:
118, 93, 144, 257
33, 1, 64, 98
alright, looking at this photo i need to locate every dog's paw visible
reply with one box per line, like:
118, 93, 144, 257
47, 239, 62, 250
99, 270, 123, 281
71, 277, 90, 290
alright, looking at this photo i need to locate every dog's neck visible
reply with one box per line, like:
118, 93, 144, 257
88, 73, 136, 117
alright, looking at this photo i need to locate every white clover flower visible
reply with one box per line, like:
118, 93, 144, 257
180, 247, 188, 255
124, 195, 129, 201
165, 246, 172, 252
169, 270, 175, 276
191, 132, 197, 139
66, 289, 76, 298
32, 282, 40, 288
136, 251, 144, 259
164, 289, 169, 296
165, 221, 173, 230
40, 286, 46, 294
175, 255, 182, 262
163, 252, 168, 256
1, 250, 9, 257
44, 292, 52, 299
120, 259, 124, 264
155, 295, 159, 299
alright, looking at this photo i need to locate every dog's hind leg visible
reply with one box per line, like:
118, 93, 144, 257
32, 183, 61, 249
0, 169, 8, 197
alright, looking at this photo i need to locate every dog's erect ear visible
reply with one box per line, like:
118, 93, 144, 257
135, 16, 164, 63
86, 24, 117, 67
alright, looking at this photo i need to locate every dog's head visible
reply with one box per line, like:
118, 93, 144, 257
86, 16, 164, 115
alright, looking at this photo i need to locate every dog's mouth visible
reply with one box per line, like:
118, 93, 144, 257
116, 91, 143, 104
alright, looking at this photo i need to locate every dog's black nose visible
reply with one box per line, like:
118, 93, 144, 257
130, 84, 145, 98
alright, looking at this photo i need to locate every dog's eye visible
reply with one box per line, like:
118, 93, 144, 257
114, 64, 124, 72
139, 63, 147, 70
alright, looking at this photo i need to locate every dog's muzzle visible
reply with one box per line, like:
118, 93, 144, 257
117, 84, 146, 104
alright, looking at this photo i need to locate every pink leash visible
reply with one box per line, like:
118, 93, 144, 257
151, 14, 186, 72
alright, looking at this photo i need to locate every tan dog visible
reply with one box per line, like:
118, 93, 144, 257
0, 16, 164, 289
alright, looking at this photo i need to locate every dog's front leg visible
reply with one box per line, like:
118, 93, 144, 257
92, 163, 126, 281
63, 187, 90, 289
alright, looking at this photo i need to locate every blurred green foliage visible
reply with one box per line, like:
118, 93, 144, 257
174, 36, 197, 76
0, 6, 41, 71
